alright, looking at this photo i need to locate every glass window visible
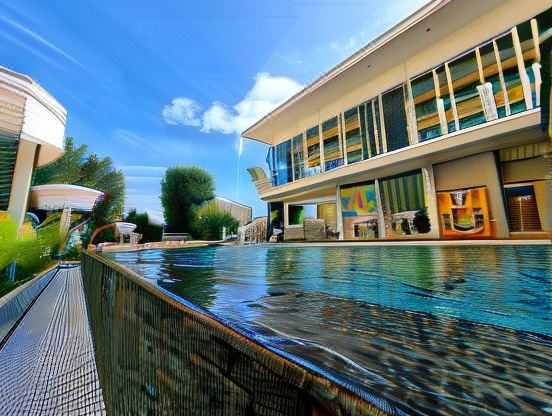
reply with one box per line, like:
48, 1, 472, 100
517, 20, 539, 108
435, 65, 457, 134
411, 71, 441, 141
343, 107, 363, 164
265, 146, 276, 186
274, 140, 292, 186
0, 132, 19, 211
479, 42, 508, 119
373, 98, 384, 153
291, 134, 305, 180
306, 126, 321, 172
358, 103, 370, 159
496, 33, 526, 115
321, 116, 343, 171
363, 101, 379, 157
288, 205, 304, 225
448, 51, 486, 129
381, 85, 410, 151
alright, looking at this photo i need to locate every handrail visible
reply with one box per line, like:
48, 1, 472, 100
81, 251, 385, 415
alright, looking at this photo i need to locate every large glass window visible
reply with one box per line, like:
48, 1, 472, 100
321, 116, 343, 171
358, 103, 371, 159
496, 32, 526, 115
411, 72, 440, 141
363, 99, 381, 156
306, 126, 321, 173
343, 107, 363, 164
265, 146, 276, 186
479, 42, 507, 119
448, 51, 486, 129
381, 85, 410, 151
0, 132, 19, 211
274, 140, 292, 186
435, 65, 457, 134
517, 20, 539, 108
291, 134, 305, 180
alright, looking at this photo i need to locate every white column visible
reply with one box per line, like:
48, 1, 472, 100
375, 179, 386, 239
422, 165, 441, 239
8, 139, 38, 232
335, 185, 344, 240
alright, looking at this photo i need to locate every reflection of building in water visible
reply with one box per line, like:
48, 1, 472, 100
243, 1, 551, 241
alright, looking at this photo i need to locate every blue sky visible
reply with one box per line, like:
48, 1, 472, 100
0, 0, 428, 221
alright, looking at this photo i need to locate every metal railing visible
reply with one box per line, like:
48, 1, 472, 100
81, 251, 382, 416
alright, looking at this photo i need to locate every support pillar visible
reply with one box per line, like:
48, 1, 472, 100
7, 139, 38, 232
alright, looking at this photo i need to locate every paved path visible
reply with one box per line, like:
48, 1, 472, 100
0, 265, 105, 415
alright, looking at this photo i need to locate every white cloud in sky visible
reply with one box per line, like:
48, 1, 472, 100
162, 97, 202, 126
163, 72, 304, 135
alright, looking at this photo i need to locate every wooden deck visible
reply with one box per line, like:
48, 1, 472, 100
0, 265, 105, 415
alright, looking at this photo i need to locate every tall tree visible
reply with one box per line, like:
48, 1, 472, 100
160, 166, 215, 232
33, 137, 125, 226
33, 137, 87, 185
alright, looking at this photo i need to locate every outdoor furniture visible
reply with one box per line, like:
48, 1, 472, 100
304, 218, 326, 240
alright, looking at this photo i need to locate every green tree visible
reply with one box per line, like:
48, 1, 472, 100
160, 166, 215, 232
191, 201, 239, 241
125, 208, 163, 242
33, 137, 126, 227
33, 137, 87, 185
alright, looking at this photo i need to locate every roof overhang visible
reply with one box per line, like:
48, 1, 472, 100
30, 184, 103, 211
0, 66, 67, 166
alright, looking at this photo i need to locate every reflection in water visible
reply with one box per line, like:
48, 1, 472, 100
108, 244, 552, 415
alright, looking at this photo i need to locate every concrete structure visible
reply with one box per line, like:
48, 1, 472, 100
214, 196, 253, 226
243, 0, 552, 241
30, 184, 103, 212
0, 66, 66, 229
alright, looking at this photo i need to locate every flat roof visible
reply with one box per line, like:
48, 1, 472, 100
241, 0, 512, 145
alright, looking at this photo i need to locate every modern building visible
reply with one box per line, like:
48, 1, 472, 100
243, 0, 552, 241
0, 66, 67, 230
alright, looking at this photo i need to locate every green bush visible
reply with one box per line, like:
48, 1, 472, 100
125, 208, 163, 243
0, 214, 64, 294
191, 201, 239, 241
160, 166, 215, 233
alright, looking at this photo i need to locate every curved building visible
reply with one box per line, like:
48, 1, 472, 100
0, 65, 66, 229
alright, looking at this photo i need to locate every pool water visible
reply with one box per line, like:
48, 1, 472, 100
107, 244, 552, 415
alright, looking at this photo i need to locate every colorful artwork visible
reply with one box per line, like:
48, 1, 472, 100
379, 170, 431, 237
437, 187, 494, 238
340, 182, 378, 239
340, 183, 377, 216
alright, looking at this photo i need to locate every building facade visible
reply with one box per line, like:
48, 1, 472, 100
0, 66, 66, 230
243, 0, 552, 241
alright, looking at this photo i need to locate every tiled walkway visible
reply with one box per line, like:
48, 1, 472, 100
0, 265, 105, 415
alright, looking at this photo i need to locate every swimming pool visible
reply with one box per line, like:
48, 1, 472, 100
107, 244, 552, 415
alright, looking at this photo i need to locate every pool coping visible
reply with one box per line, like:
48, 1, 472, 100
96, 238, 550, 254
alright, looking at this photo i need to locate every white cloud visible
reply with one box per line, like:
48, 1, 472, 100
162, 97, 202, 126
201, 102, 235, 134
163, 72, 303, 136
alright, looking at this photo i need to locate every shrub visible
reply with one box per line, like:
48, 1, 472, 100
160, 166, 215, 233
191, 201, 239, 241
